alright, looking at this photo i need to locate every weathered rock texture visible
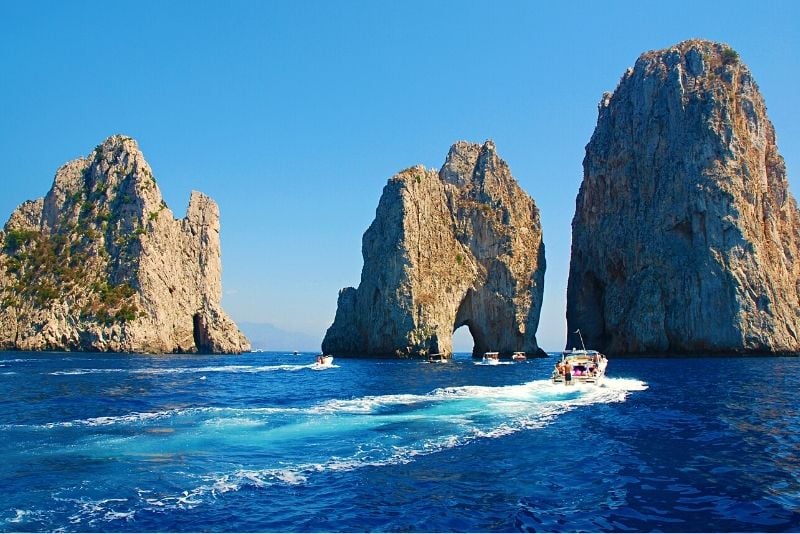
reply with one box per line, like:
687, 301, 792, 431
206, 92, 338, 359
567, 39, 800, 355
0, 135, 250, 353
323, 141, 545, 358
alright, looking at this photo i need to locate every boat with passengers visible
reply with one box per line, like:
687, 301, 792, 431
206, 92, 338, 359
315, 355, 334, 366
552, 330, 608, 386
482, 352, 500, 365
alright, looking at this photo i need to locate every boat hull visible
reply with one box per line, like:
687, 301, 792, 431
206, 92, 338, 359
552, 374, 605, 386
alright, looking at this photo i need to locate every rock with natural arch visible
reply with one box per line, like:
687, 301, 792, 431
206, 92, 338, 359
322, 140, 546, 358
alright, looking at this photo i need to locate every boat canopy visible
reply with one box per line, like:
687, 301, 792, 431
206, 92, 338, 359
563, 349, 601, 356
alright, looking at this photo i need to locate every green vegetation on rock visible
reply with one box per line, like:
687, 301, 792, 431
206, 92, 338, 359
2, 223, 139, 322
722, 47, 739, 65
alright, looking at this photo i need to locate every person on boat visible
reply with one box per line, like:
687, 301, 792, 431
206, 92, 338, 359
564, 363, 572, 385
316, 355, 323, 365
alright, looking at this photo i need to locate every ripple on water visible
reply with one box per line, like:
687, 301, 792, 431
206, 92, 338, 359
3, 353, 800, 532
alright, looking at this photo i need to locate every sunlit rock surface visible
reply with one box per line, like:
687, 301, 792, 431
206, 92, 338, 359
0, 135, 249, 353
567, 39, 800, 355
323, 141, 545, 358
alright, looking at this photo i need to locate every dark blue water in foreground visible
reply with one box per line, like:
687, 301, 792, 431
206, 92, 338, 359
1, 351, 799, 532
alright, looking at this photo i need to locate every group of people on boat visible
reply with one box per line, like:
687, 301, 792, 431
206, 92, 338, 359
555, 353, 606, 385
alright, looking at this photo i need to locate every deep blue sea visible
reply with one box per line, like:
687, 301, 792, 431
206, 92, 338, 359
1, 351, 799, 532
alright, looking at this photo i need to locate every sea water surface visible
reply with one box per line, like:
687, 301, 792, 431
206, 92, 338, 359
1, 351, 799, 532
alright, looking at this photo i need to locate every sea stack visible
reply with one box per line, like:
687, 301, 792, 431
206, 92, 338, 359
323, 140, 546, 358
0, 135, 250, 353
567, 39, 800, 355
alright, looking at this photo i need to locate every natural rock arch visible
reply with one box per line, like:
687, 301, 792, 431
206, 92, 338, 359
322, 140, 546, 358
454, 290, 487, 357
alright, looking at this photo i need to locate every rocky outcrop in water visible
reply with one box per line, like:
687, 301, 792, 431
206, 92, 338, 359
567, 39, 800, 355
323, 141, 545, 357
0, 135, 250, 353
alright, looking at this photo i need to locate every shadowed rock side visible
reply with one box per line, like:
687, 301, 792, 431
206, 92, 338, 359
567, 39, 800, 355
0, 135, 250, 353
323, 141, 546, 358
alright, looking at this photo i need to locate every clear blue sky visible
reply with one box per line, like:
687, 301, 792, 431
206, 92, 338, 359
1, 1, 798, 352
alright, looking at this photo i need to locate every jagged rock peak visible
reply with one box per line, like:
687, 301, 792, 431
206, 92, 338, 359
323, 140, 546, 358
0, 135, 250, 354
567, 40, 800, 355
40, 135, 159, 233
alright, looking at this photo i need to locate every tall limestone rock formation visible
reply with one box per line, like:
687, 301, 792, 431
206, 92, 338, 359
323, 140, 546, 358
0, 135, 250, 353
567, 39, 800, 355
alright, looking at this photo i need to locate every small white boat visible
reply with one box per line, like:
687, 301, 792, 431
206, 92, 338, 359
315, 355, 334, 366
512, 352, 527, 362
427, 353, 448, 363
482, 352, 500, 365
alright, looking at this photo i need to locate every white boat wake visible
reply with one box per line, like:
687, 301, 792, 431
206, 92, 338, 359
11, 376, 648, 526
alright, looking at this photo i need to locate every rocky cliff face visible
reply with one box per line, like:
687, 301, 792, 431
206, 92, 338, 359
323, 141, 545, 357
567, 39, 800, 355
0, 135, 250, 353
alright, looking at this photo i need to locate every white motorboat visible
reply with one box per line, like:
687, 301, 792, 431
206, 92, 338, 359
315, 355, 334, 366
512, 352, 527, 362
552, 330, 607, 385
482, 352, 500, 365
552, 349, 607, 385
427, 353, 448, 363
